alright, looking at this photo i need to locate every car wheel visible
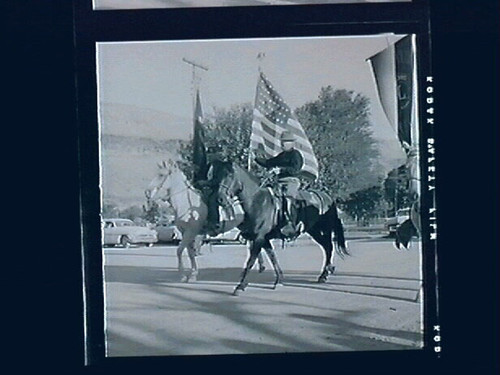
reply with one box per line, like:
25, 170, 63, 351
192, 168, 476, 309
237, 233, 247, 244
120, 235, 132, 248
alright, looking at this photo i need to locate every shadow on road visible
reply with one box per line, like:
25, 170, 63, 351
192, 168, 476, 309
104, 264, 421, 304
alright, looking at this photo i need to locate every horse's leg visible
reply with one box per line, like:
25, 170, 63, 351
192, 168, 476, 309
194, 234, 204, 256
185, 240, 199, 282
257, 252, 266, 273
234, 240, 263, 296
176, 238, 188, 280
263, 240, 284, 288
308, 226, 334, 283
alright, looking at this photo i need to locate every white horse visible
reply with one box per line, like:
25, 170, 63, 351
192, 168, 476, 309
145, 160, 265, 282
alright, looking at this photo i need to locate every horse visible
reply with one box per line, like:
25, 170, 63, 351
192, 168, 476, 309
145, 160, 266, 282
395, 143, 422, 250
395, 200, 421, 249
210, 161, 349, 295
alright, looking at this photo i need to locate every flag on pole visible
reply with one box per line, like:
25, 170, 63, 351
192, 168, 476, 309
250, 72, 319, 181
367, 35, 420, 197
366, 35, 416, 148
192, 90, 208, 183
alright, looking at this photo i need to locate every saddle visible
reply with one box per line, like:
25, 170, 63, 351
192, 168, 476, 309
265, 185, 332, 239
297, 190, 332, 215
266, 182, 331, 215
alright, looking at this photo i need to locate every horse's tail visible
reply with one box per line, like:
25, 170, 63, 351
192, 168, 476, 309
329, 204, 350, 259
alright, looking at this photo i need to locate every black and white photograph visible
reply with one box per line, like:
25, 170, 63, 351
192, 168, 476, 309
6, 0, 498, 373
96, 34, 425, 358
93, 0, 411, 11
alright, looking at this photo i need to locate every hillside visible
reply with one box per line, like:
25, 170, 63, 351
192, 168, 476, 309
99, 102, 191, 140
98, 102, 406, 211
100, 135, 185, 209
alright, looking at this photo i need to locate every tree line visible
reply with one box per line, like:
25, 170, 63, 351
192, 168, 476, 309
175, 85, 411, 224
103, 86, 412, 225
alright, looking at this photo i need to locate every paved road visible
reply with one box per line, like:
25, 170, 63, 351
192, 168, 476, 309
94, 0, 408, 10
103, 234, 423, 357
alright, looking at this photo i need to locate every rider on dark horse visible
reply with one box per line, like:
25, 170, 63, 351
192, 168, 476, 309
254, 131, 304, 238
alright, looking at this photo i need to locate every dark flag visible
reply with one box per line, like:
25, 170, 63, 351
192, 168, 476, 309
395, 35, 414, 147
192, 90, 208, 183
250, 72, 319, 181
367, 35, 420, 197
367, 35, 416, 147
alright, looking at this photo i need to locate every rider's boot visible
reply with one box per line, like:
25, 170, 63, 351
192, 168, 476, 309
280, 197, 297, 238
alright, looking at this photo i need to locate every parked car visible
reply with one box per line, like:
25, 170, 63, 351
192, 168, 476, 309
102, 218, 158, 247
205, 227, 246, 244
384, 208, 411, 236
155, 221, 182, 244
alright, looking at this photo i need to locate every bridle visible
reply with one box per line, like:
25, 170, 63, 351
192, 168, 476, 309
147, 170, 191, 204
217, 172, 241, 208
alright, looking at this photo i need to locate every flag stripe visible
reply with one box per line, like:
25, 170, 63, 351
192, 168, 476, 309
252, 112, 318, 167
250, 72, 319, 180
251, 126, 318, 167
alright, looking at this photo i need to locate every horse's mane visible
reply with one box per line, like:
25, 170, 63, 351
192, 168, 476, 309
232, 163, 261, 186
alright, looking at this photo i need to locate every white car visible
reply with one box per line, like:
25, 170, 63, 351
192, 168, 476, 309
205, 227, 246, 244
384, 208, 411, 236
102, 218, 158, 247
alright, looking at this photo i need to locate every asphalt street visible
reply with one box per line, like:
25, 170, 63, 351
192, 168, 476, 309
102, 234, 423, 357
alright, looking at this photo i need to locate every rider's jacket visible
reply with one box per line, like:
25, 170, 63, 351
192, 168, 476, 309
255, 149, 304, 179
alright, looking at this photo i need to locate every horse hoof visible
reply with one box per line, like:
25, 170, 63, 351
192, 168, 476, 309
259, 266, 266, 273
232, 288, 241, 296
181, 275, 189, 283
317, 276, 327, 283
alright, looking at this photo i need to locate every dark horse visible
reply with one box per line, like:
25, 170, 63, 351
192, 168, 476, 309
210, 161, 349, 295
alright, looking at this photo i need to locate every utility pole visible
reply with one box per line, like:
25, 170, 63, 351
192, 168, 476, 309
182, 58, 208, 111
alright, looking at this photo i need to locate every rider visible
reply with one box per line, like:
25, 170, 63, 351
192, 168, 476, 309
254, 131, 304, 238
193, 145, 226, 235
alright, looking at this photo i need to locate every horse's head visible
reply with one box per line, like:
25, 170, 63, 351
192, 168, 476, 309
145, 160, 177, 203
212, 161, 242, 208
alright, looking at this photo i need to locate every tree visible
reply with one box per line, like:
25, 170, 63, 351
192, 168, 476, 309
342, 185, 385, 225
120, 205, 144, 221
179, 86, 383, 204
101, 202, 120, 218
178, 103, 255, 181
296, 86, 382, 200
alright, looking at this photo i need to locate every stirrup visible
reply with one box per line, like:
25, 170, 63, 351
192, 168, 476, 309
280, 222, 296, 238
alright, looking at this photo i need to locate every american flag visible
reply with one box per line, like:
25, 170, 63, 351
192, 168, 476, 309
250, 72, 319, 180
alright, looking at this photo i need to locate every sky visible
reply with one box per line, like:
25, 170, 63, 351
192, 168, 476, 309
97, 34, 407, 147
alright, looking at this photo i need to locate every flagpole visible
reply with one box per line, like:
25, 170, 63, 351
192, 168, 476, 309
182, 57, 208, 113
248, 52, 266, 171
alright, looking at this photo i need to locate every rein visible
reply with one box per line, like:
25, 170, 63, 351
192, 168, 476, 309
155, 173, 199, 220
